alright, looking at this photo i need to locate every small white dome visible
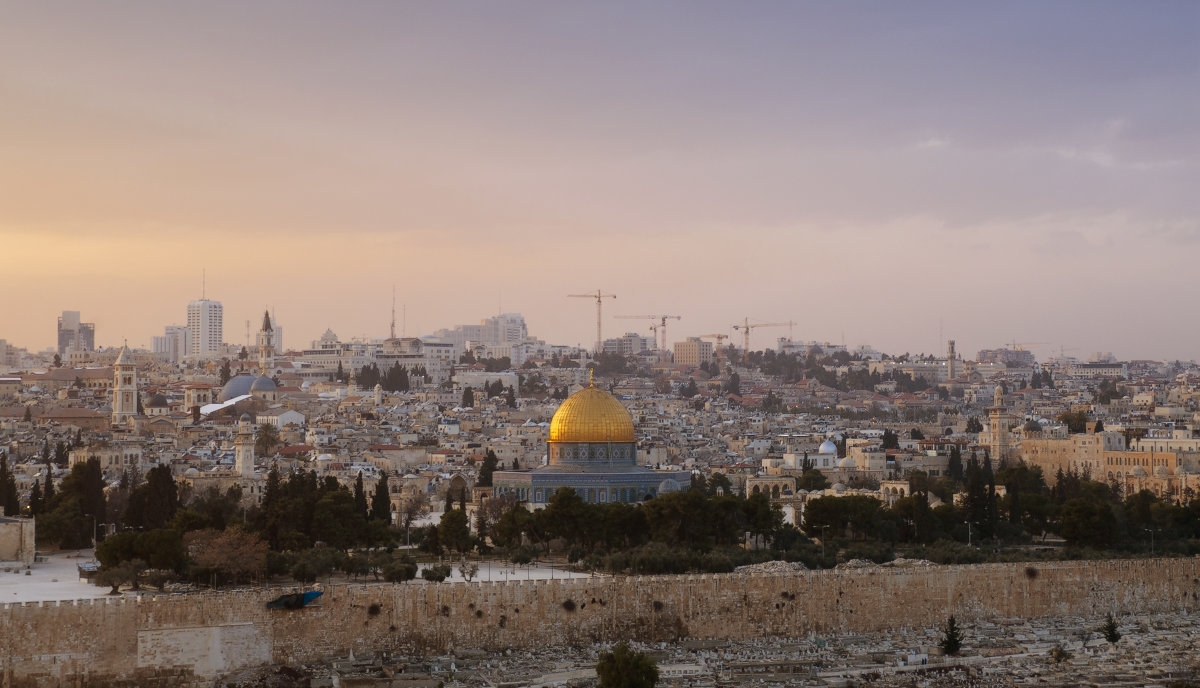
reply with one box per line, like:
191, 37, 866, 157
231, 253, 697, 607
818, 440, 838, 454
1131, 465, 1147, 477
838, 457, 855, 469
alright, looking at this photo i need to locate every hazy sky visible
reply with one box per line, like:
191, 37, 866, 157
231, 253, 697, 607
2, 2, 1197, 361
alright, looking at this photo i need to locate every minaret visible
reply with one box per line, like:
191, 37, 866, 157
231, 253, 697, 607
374, 383, 383, 406
988, 386, 1010, 464
235, 413, 255, 478
111, 344, 138, 427
946, 339, 957, 381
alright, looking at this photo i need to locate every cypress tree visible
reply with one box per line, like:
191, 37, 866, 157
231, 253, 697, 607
354, 472, 369, 519
370, 471, 391, 522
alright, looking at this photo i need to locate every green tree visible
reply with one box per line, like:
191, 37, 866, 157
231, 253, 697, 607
462, 386, 475, 407
940, 616, 963, 656
353, 472, 369, 519
312, 489, 363, 551
909, 428, 925, 440
1101, 612, 1121, 644
881, 429, 899, 450
0, 454, 19, 516
219, 359, 232, 385
681, 378, 699, 398
383, 555, 418, 582
124, 465, 179, 530
421, 563, 452, 582
796, 468, 830, 492
255, 423, 281, 457
478, 450, 499, 488
1060, 496, 1118, 548
438, 508, 472, 553
1058, 411, 1088, 434
965, 417, 983, 434
370, 470, 392, 522
596, 641, 659, 688
725, 372, 740, 396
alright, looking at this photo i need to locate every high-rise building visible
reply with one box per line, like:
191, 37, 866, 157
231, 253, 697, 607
57, 310, 95, 355
187, 299, 223, 358
152, 325, 190, 363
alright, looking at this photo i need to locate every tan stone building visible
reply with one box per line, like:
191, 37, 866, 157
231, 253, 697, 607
673, 338, 713, 368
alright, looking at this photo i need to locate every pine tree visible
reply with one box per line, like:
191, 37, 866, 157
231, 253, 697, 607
940, 616, 963, 656
462, 387, 475, 408
1102, 613, 1121, 644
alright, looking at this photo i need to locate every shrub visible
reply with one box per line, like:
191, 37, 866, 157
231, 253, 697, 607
383, 557, 418, 583
421, 564, 452, 582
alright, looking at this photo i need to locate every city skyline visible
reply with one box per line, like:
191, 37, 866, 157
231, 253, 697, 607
2, 2, 1197, 360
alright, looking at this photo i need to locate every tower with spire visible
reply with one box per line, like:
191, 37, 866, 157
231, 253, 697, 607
257, 308, 276, 374
111, 344, 138, 427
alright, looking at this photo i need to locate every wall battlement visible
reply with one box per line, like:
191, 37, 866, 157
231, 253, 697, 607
2, 558, 1198, 687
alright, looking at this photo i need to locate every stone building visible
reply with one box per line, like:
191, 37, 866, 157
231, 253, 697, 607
0, 516, 35, 566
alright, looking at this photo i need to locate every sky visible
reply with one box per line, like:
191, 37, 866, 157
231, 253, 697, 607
2, 2, 1197, 361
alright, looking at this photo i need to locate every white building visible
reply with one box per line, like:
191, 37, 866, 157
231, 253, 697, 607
187, 299, 223, 358
152, 325, 190, 362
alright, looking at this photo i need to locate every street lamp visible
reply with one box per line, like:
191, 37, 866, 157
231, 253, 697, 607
964, 521, 974, 548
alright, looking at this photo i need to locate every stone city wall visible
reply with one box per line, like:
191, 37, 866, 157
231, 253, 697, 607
2, 558, 1199, 687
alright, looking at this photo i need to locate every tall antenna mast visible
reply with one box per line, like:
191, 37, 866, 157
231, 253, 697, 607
390, 286, 396, 339
202, 268, 206, 299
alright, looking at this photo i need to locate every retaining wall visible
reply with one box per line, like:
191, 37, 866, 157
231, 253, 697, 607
2, 558, 1198, 687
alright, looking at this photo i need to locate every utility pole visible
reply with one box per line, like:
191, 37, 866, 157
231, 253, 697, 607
567, 290, 616, 356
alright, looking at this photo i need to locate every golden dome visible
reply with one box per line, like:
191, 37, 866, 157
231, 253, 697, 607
549, 385, 636, 443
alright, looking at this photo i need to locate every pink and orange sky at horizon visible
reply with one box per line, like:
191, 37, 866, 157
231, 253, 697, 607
2, 2, 1198, 361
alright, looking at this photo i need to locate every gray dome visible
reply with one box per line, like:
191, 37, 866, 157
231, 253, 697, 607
222, 374, 256, 400
250, 375, 277, 392
818, 440, 838, 454
145, 393, 168, 408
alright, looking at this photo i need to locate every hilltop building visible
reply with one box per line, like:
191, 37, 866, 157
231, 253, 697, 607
56, 311, 95, 356
187, 299, 223, 359
492, 382, 681, 505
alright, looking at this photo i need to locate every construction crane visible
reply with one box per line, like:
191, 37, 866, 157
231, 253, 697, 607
1007, 340, 1048, 351
615, 315, 681, 361
698, 333, 731, 368
567, 290, 616, 356
731, 319, 795, 363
